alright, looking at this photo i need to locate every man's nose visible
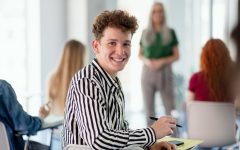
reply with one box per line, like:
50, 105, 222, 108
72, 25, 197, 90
116, 45, 124, 55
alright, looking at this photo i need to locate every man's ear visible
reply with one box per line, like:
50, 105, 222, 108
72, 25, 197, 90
92, 39, 100, 54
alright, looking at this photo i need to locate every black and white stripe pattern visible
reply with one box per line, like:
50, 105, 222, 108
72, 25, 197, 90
63, 59, 156, 149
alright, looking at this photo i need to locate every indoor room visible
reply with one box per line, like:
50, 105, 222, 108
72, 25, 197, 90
0, 0, 239, 149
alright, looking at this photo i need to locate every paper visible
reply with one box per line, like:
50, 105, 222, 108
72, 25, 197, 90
41, 115, 63, 130
158, 136, 203, 150
44, 115, 63, 123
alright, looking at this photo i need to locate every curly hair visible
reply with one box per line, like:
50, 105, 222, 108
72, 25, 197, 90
92, 10, 138, 40
200, 39, 234, 102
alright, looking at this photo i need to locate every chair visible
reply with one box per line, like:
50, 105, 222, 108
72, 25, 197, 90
64, 144, 144, 150
187, 101, 236, 148
24, 118, 63, 150
65, 144, 92, 150
0, 121, 10, 150
0, 118, 62, 150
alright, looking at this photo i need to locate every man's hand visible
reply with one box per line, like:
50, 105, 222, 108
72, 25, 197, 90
149, 141, 176, 150
150, 116, 176, 139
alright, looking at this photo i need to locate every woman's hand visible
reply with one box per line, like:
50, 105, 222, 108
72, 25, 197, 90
39, 102, 51, 119
151, 59, 165, 70
143, 58, 153, 68
149, 141, 176, 150
143, 58, 163, 70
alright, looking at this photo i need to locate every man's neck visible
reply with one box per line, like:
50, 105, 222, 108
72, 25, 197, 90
95, 58, 117, 79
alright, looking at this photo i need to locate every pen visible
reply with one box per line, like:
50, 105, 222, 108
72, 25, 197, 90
149, 116, 182, 128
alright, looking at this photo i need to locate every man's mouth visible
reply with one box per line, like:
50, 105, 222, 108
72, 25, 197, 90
111, 57, 126, 63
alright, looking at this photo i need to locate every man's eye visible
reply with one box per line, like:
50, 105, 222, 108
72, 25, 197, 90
124, 43, 131, 47
108, 42, 116, 46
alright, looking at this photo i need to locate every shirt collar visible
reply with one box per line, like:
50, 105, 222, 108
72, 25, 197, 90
92, 58, 121, 89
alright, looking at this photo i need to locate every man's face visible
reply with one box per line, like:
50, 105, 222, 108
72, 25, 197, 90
92, 27, 132, 78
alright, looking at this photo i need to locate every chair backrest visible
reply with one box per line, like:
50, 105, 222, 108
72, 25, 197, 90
187, 101, 236, 147
64, 144, 144, 150
65, 144, 92, 150
0, 121, 10, 150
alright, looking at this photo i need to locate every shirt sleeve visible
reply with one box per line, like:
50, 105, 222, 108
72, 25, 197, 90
188, 73, 197, 92
0, 80, 42, 135
71, 78, 156, 149
170, 29, 179, 47
140, 30, 144, 47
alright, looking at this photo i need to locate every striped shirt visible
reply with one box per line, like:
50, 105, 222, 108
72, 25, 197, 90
63, 59, 156, 149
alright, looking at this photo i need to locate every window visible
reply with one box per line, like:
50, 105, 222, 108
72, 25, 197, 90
0, 0, 41, 115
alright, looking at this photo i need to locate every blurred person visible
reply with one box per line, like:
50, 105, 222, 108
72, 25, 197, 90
231, 7, 240, 115
139, 2, 180, 126
0, 79, 49, 150
231, 13, 240, 66
40, 39, 86, 116
63, 10, 177, 150
39, 40, 86, 150
184, 39, 236, 148
187, 39, 235, 102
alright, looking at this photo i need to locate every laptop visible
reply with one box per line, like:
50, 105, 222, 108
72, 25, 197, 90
187, 101, 236, 147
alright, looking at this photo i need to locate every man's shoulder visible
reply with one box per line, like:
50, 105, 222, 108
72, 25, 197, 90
0, 79, 11, 87
71, 63, 102, 86
0, 79, 14, 95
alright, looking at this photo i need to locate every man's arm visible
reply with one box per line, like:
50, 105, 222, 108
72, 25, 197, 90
0, 80, 42, 135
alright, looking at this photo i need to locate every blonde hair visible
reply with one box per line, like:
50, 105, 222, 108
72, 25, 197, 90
48, 39, 85, 115
141, 2, 171, 46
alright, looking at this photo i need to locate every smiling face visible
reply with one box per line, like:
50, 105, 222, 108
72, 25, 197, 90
92, 27, 132, 78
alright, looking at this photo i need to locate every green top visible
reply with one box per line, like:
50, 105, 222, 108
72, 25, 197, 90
141, 29, 178, 59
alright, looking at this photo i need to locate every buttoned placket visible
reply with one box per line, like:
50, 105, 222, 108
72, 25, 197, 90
114, 80, 125, 128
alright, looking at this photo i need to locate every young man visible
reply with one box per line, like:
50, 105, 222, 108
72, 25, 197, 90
63, 10, 176, 149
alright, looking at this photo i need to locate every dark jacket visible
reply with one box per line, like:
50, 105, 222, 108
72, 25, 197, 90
0, 80, 42, 150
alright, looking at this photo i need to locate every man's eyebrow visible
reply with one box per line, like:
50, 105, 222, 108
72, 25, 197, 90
107, 39, 131, 43
107, 39, 118, 41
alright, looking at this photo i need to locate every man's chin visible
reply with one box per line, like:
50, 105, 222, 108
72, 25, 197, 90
111, 66, 125, 73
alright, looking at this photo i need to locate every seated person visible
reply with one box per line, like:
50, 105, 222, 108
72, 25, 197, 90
177, 39, 236, 137
187, 39, 235, 102
41, 39, 86, 116
0, 79, 49, 150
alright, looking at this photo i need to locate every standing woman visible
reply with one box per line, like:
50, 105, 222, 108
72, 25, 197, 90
40, 40, 86, 116
139, 2, 179, 126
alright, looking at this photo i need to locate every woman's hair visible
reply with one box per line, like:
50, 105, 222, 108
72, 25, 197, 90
92, 10, 138, 40
141, 2, 171, 46
200, 39, 234, 102
48, 39, 85, 115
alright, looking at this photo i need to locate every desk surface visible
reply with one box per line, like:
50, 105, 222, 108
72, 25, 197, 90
158, 137, 203, 150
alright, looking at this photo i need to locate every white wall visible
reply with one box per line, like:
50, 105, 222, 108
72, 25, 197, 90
40, 0, 67, 99
67, 0, 87, 44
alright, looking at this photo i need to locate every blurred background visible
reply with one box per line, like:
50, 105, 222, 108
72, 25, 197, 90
0, 0, 238, 147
